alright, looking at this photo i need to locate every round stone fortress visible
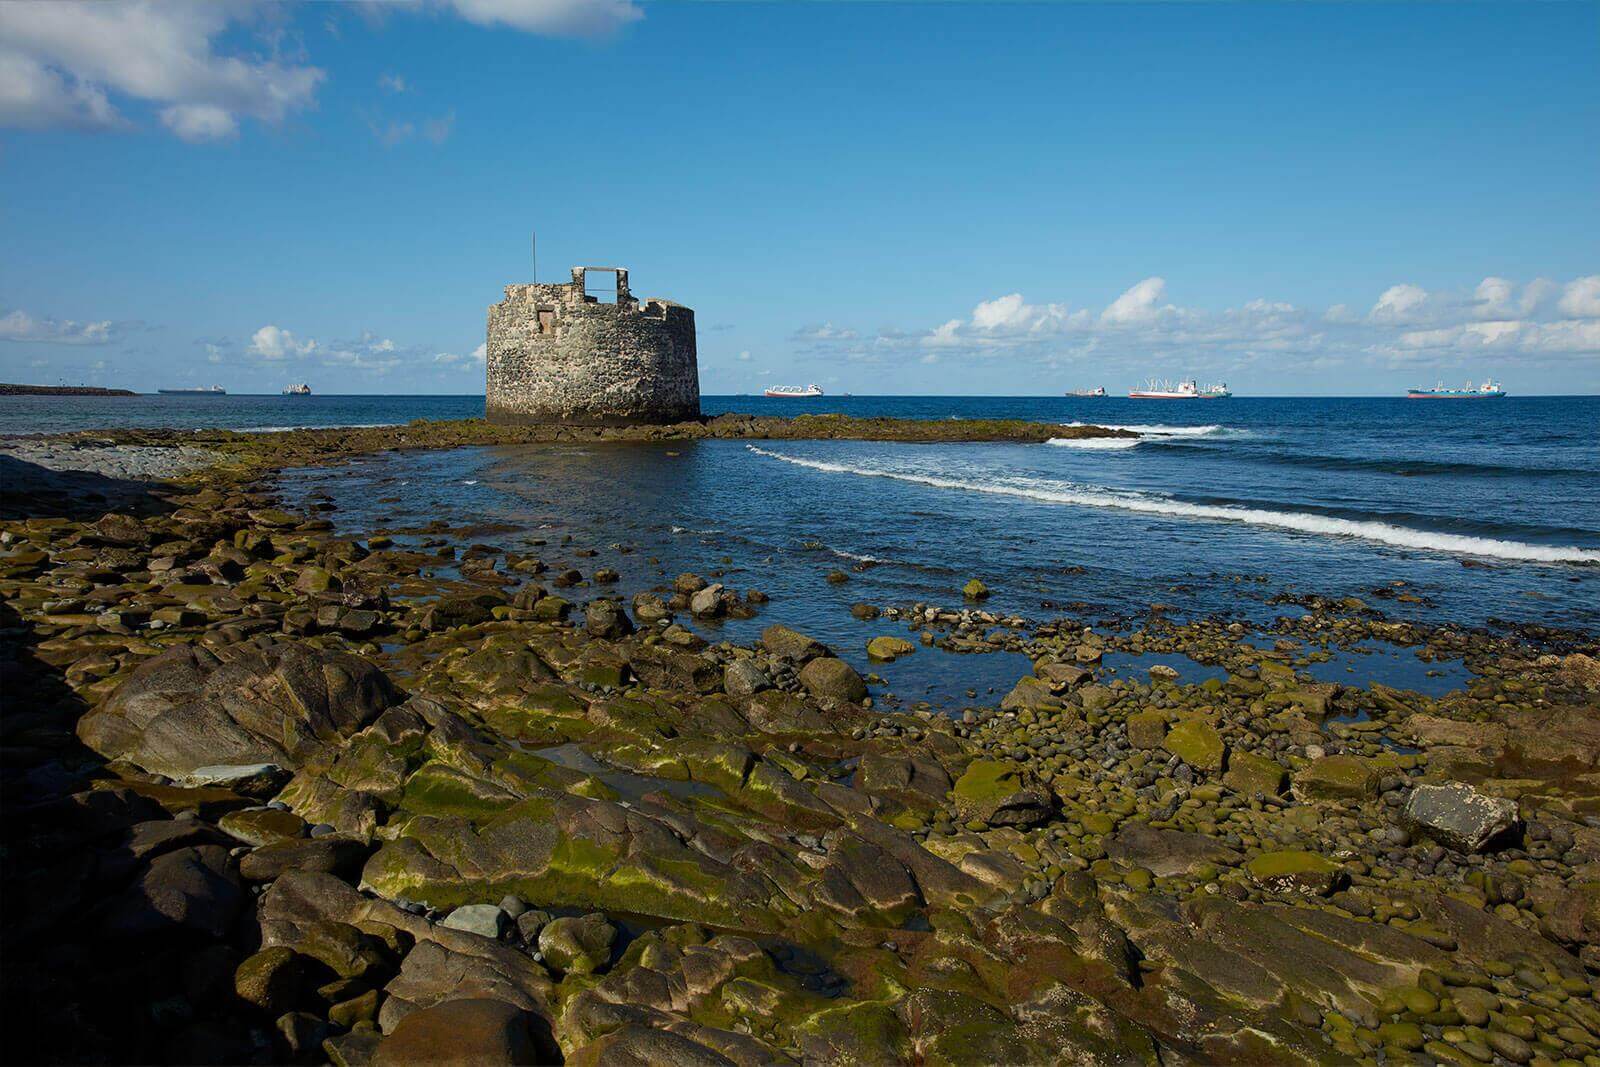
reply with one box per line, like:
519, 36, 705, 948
485, 266, 700, 424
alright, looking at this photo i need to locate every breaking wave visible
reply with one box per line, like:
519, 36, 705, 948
746, 446, 1600, 564
1047, 437, 1142, 450
1065, 421, 1229, 437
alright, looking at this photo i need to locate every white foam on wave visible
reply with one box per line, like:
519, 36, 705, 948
1048, 437, 1142, 450
831, 547, 888, 563
1065, 421, 1227, 437
745, 446, 1600, 564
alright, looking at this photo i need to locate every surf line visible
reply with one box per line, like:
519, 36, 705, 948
745, 446, 1600, 564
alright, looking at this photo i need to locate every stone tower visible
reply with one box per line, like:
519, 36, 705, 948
485, 266, 699, 425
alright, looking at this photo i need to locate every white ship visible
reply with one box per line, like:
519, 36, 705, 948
282, 383, 312, 396
1066, 386, 1107, 397
1128, 378, 1231, 399
765, 384, 824, 398
1407, 379, 1505, 399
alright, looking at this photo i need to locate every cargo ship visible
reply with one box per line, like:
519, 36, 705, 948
157, 385, 226, 395
282, 383, 311, 395
765, 384, 824, 398
1066, 386, 1107, 397
1129, 378, 1230, 399
1407, 379, 1505, 399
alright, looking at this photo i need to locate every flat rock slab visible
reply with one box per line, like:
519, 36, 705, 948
1402, 782, 1518, 853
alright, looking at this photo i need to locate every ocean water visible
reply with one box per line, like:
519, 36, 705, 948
8, 393, 1597, 668
248, 396, 1598, 669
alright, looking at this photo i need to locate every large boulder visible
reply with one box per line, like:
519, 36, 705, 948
583, 599, 634, 639
99, 844, 242, 938
77, 642, 400, 778
950, 760, 1052, 828
372, 999, 545, 1066
797, 657, 867, 704
1401, 782, 1518, 853
760, 624, 826, 663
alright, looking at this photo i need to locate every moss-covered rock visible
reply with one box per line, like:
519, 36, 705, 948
538, 913, 615, 976
1161, 718, 1225, 772
1126, 710, 1167, 750
866, 636, 916, 662
1245, 850, 1343, 895
1222, 750, 1287, 797
951, 760, 1051, 827
1292, 755, 1378, 801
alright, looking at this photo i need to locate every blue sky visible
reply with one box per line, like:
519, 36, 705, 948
2, 0, 1597, 395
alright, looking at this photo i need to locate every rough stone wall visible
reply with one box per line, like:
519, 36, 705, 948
486, 266, 699, 425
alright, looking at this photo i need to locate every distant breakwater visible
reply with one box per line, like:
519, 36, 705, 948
0, 383, 136, 397
11, 414, 1134, 471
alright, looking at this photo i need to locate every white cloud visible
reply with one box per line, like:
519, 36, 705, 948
793, 322, 858, 342
1472, 277, 1516, 318
161, 103, 237, 142
370, 110, 455, 146
378, 72, 408, 93
1101, 277, 1171, 325
0, 1, 324, 140
441, 0, 642, 37
797, 272, 1600, 373
0, 309, 116, 345
249, 324, 317, 360
1558, 275, 1600, 318
433, 342, 483, 368
0, 51, 121, 129
736, 350, 751, 361
1370, 283, 1430, 324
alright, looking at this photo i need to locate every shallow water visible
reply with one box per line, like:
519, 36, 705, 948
275, 403, 1596, 703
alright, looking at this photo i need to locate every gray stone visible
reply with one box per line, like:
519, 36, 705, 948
583, 599, 634, 639
440, 904, 509, 940
760, 624, 826, 663
1401, 782, 1519, 853
689, 583, 725, 618
722, 659, 772, 699
514, 909, 551, 945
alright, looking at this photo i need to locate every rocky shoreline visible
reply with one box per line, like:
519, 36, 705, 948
2, 420, 1598, 1066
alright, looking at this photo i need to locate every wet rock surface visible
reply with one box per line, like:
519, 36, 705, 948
1, 422, 1597, 1065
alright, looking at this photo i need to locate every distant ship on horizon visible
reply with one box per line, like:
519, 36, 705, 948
1066, 386, 1107, 397
1407, 378, 1505, 399
282, 383, 312, 395
157, 385, 226, 395
1129, 378, 1231, 399
765, 384, 824, 398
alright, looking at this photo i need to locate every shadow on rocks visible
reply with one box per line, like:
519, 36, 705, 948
0, 453, 179, 522
0, 598, 256, 1065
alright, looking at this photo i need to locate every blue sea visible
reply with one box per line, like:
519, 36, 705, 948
6, 393, 1597, 698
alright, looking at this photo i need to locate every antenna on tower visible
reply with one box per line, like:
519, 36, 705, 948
531, 231, 537, 283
